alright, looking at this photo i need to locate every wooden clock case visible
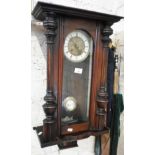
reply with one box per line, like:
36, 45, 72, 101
32, 1, 123, 150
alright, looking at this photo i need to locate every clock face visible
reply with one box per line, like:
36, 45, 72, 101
64, 30, 90, 63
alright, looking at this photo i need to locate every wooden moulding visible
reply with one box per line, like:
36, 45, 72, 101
61, 122, 89, 135
32, 2, 123, 22
42, 14, 58, 142
33, 126, 109, 149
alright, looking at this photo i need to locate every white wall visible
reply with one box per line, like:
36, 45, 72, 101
31, 0, 124, 155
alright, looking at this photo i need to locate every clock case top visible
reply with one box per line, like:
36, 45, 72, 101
32, 1, 123, 22
32, 2, 123, 149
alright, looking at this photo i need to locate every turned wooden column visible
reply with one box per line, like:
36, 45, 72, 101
96, 23, 113, 130
95, 22, 113, 155
42, 13, 57, 142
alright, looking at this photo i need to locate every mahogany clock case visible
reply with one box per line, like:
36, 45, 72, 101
32, 2, 123, 149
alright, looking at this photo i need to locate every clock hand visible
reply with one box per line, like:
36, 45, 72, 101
73, 43, 80, 51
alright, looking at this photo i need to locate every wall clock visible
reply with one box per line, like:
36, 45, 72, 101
32, 2, 123, 154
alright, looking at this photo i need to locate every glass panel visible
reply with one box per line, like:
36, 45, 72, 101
61, 30, 93, 125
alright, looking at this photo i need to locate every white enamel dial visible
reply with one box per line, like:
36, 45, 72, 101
64, 30, 90, 63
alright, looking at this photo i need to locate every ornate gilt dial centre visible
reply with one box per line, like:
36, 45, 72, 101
64, 30, 90, 63
68, 36, 85, 56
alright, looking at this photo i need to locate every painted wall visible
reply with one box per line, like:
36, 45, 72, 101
31, 0, 124, 155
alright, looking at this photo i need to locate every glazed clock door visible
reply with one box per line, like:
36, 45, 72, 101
61, 30, 93, 135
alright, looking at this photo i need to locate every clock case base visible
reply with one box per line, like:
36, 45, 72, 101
33, 126, 109, 149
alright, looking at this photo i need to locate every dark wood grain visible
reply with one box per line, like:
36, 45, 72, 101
32, 1, 123, 152
95, 23, 113, 131
42, 15, 58, 142
61, 122, 89, 135
57, 16, 64, 137
58, 141, 78, 149
33, 126, 109, 148
32, 2, 123, 22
